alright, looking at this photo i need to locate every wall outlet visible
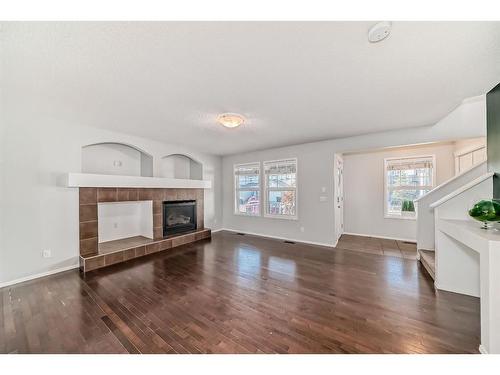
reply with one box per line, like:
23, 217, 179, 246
113, 160, 123, 167
113, 222, 118, 228
42, 249, 52, 258
300, 227, 305, 233
321, 187, 326, 193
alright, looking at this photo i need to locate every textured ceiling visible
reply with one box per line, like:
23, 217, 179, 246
2, 21, 500, 155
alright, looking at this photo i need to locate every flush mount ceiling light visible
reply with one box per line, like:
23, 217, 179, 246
368, 21, 392, 43
217, 113, 245, 128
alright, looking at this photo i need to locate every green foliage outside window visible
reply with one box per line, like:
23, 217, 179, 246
401, 200, 415, 212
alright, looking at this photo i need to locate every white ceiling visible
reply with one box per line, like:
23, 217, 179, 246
2, 22, 500, 155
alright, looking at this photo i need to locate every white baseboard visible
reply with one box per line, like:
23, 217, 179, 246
218, 228, 334, 248
342, 231, 416, 243
434, 281, 480, 298
0, 264, 79, 289
479, 344, 488, 354
333, 236, 339, 248
211, 228, 224, 233
416, 248, 435, 261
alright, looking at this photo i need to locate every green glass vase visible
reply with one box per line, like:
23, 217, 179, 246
468, 199, 500, 229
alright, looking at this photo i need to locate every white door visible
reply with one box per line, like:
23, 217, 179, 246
334, 154, 344, 242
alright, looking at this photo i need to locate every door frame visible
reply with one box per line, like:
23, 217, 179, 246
334, 153, 344, 245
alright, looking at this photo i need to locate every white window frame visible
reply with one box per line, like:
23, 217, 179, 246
234, 162, 261, 216
263, 158, 298, 220
384, 155, 436, 220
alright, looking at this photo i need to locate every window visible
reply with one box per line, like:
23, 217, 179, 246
264, 159, 297, 219
384, 156, 435, 219
234, 163, 261, 216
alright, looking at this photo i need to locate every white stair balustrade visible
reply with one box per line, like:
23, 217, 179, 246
415, 161, 487, 252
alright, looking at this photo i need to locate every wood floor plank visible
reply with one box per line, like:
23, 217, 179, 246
0, 231, 480, 353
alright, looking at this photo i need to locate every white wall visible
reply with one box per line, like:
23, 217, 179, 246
82, 143, 145, 176
454, 137, 486, 154
0, 119, 222, 286
98, 201, 153, 243
160, 154, 202, 180
342, 143, 456, 241
161, 154, 190, 179
221, 95, 486, 246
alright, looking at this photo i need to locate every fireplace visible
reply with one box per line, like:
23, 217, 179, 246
163, 200, 197, 236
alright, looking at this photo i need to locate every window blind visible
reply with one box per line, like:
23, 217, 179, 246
264, 159, 297, 175
234, 163, 260, 176
386, 159, 433, 171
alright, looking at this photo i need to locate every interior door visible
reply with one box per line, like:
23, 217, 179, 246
334, 154, 344, 242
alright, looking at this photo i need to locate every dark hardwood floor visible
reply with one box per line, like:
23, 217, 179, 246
0, 231, 480, 354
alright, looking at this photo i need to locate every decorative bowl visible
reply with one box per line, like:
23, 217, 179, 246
468, 199, 500, 229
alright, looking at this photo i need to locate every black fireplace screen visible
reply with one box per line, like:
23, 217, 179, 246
163, 200, 197, 236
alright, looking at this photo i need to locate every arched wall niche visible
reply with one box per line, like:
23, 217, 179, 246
160, 154, 203, 180
82, 142, 153, 177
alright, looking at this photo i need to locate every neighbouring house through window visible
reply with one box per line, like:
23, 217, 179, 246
264, 159, 298, 219
234, 162, 261, 216
384, 156, 435, 219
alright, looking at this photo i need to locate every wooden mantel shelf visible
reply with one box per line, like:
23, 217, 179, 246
63, 172, 211, 189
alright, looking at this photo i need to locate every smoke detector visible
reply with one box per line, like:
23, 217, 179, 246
368, 21, 392, 43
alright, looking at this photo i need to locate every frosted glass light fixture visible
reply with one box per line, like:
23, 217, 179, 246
217, 113, 245, 128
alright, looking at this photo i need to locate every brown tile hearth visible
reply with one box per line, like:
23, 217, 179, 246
80, 237, 98, 257
80, 229, 211, 273
84, 255, 105, 272
153, 227, 163, 240
153, 200, 162, 214
123, 248, 136, 261
117, 188, 139, 201
135, 245, 146, 257
145, 242, 160, 255
153, 214, 162, 227
165, 189, 177, 201
79, 187, 208, 272
104, 252, 124, 266
79, 221, 98, 240
152, 189, 164, 201
159, 239, 172, 251
79, 187, 97, 204
79, 204, 97, 222
97, 188, 118, 202
98, 236, 155, 255
138, 188, 153, 201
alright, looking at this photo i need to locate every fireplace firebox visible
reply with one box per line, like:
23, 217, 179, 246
163, 200, 197, 236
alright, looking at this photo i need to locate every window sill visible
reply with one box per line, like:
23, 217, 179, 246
384, 214, 417, 221
234, 212, 261, 217
264, 214, 298, 221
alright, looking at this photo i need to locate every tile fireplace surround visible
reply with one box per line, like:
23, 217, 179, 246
79, 187, 211, 272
